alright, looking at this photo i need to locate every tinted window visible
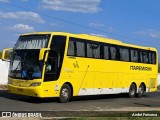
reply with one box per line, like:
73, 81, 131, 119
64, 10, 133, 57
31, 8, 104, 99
139, 51, 149, 63
76, 41, 85, 57
120, 47, 129, 61
110, 46, 117, 60
131, 49, 138, 62
104, 45, 109, 59
148, 52, 152, 64
143, 51, 149, 63
149, 52, 156, 64
93, 43, 100, 58
139, 51, 143, 63
68, 40, 75, 56
87, 43, 93, 58
152, 52, 156, 64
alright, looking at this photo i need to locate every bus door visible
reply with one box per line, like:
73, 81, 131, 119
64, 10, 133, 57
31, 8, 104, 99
43, 35, 66, 96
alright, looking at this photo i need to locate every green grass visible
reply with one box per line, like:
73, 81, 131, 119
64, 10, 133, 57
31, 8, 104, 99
52, 117, 160, 120
44, 111, 160, 120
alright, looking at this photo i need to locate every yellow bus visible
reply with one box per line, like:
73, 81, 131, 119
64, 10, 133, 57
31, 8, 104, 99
2, 32, 158, 103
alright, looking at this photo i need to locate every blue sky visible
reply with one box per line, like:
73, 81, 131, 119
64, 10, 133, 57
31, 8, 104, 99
0, 0, 160, 59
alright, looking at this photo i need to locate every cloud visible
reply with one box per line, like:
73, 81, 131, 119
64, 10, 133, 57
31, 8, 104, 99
133, 29, 160, 38
0, 0, 9, 2
0, 0, 28, 2
41, 0, 101, 13
89, 33, 108, 38
108, 27, 115, 32
9, 24, 35, 33
0, 11, 44, 23
88, 22, 104, 27
50, 22, 59, 27
20, 0, 28, 1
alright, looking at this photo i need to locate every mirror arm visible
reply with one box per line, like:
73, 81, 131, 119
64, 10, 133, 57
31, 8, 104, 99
2, 48, 13, 61
39, 48, 50, 61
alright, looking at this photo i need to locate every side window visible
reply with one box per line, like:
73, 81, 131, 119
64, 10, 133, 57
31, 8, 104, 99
120, 47, 129, 61
131, 49, 138, 62
87, 42, 100, 58
87, 42, 93, 58
143, 51, 149, 63
93, 43, 100, 58
148, 52, 152, 64
67, 40, 75, 56
139, 51, 143, 63
139, 51, 149, 63
149, 52, 156, 64
110, 46, 117, 60
104, 45, 109, 59
76, 41, 85, 57
45, 51, 58, 73
152, 52, 156, 64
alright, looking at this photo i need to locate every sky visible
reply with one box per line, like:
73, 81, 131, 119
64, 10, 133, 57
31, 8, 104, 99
0, 0, 160, 60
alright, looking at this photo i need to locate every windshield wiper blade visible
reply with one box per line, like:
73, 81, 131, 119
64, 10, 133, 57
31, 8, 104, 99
13, 61, 21, 77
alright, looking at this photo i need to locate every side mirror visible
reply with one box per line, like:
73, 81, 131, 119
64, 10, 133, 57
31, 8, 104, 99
2, 48, 13, 61
39, 48, 50, 61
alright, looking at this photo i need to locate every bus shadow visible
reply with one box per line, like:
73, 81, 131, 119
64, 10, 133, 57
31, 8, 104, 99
70, 93, 148, 102
0, 90, 149, 104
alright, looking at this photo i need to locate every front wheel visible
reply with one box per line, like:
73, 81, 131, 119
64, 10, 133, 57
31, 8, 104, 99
129, 84, 136, 98
59, 84, 71, 103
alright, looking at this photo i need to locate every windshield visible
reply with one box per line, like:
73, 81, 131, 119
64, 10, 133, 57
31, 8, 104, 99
9, 50, 43, 80
14, 34, 50, 49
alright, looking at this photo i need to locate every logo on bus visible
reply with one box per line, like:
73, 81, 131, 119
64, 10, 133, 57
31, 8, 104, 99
130, 66, 152, 71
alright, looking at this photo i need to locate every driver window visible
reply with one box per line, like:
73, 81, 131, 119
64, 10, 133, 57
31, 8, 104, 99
44, 51, 58, 81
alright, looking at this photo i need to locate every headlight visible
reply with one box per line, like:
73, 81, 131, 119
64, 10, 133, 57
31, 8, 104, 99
30, 82, 41, 87
8, 80, 12, 85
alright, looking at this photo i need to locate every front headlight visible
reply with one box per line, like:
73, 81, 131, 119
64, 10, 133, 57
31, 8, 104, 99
30, 82, 41, 87
8, 80, 12, 85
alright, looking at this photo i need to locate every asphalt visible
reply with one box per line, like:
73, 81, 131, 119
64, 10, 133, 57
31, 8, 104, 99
0, 89, 160, 112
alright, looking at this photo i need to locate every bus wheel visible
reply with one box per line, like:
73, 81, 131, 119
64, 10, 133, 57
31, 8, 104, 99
129, 83, 136, 98
137, 84, 144, 98
59, 84, 71, 103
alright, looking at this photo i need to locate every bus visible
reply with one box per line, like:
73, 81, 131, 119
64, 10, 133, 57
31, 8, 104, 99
2, 32, 158, 103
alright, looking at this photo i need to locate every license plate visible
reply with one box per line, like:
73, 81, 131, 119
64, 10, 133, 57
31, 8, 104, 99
18, 88, 23, 92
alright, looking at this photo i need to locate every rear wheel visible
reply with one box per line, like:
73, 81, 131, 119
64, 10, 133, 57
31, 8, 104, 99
137, 84, 144, 97
129, 84, 136, 98
59, 84, 71, 103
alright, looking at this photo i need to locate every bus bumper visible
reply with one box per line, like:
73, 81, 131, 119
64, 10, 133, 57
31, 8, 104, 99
8, 84, 44, 97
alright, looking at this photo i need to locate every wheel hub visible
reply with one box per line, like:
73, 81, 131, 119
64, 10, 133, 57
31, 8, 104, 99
62, 88, 69, 99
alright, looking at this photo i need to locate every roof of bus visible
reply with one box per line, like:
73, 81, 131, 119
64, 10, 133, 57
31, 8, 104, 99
21, 32, 157, 51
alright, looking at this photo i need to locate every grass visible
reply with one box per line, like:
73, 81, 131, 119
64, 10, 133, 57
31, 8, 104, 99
158, 85, 160, 89
51, 112, 160, 120
58, 117, 160, 120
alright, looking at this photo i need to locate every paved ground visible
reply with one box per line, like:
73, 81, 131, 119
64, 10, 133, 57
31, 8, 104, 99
0, 90, 160, 112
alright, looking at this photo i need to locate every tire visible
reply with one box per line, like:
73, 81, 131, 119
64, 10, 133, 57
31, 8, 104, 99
129, 84, 136, 98
137, 84, 144, 98
59, 84, 71, 103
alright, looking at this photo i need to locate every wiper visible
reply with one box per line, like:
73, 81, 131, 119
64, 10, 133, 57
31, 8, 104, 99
13, 61, 21, 77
